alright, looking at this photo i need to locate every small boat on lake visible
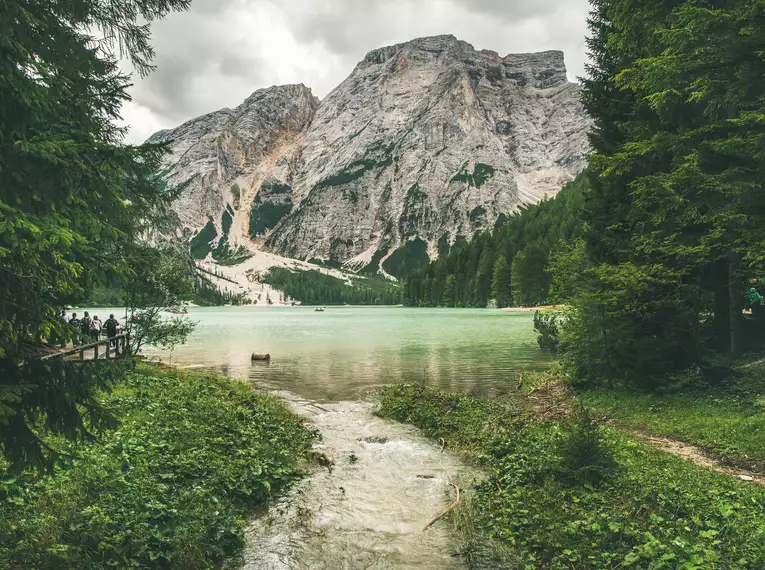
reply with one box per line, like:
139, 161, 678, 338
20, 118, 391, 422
314, 308, 325, 312
170, 308, 189, 315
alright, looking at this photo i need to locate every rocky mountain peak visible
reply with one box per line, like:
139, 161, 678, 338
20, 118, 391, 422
150, 35, 591, 278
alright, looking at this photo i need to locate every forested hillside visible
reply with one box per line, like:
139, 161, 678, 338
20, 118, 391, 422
403, 175, 586, 307
264, 268, 400, 305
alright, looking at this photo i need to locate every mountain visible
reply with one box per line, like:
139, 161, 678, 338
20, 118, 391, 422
149, 34, 590, 278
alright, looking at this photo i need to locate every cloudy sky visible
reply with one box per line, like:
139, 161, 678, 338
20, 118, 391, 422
121, 0, 592, 144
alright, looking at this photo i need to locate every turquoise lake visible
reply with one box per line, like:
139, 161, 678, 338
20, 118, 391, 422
143, 306, 552, 401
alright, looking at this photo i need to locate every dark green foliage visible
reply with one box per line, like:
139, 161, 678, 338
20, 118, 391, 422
563, 0, 765, 385
0, 360, 127, 471
359, 247, 389, 276
379, 384, 765, 569
0, 0, 190, 468
190, 218, 218, 260
249, 201, 292, 237
451, 163, 496, 188
555, 406, 614, 485
534, 309, 560, 352
0, 365, 317, 569
191, 280, 249, 306
404, 176, 586, 307
263, 268, 399, 305
249, 180, 293, 238
314, 142, 394, 190
382, 238, 430, 279
491, 255, 511, 308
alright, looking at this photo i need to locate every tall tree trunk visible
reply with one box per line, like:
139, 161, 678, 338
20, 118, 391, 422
714, 258, 730, 352
729, 254, 743, 355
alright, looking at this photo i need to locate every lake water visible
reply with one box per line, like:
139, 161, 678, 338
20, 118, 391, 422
76, 305, 552, 567
145, 306, 552, 401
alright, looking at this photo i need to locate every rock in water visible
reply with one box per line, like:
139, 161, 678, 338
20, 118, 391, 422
150, 35, 590, 275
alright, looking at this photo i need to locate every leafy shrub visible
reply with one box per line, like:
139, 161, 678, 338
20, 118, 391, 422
379, 383, 765, 569
534, 309, 560, 352
0, 366, 318, 569
554, 406, 614, 484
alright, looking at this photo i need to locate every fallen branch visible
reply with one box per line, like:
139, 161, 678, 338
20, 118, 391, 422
423, 483, 461, 531
439, 438, 447, 453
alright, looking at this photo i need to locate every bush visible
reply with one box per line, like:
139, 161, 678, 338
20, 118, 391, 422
534, 309, 561, 352
0, 365, 318, 569
554, 406, 614, 484
379, 383, 765, 569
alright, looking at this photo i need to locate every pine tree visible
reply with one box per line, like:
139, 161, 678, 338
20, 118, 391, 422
442, 275, 456, 307
491, 255, 512, 308
0, 0, 191, 468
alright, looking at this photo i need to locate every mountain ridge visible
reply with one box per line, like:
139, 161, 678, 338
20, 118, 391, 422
149, 34, 590, 282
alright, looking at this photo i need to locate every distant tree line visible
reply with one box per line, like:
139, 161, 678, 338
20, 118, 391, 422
264, 268, 400, 305
403, 176, 587, 308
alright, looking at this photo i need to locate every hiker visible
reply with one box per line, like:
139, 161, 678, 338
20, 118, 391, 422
80, 311, 92, 339
89, 315, 102, 340
69, 312, 80, 327
61, 310, 68, 323
104, 314, 119, 345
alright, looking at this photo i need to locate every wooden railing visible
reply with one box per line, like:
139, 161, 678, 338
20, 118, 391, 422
41, 333, 131, 362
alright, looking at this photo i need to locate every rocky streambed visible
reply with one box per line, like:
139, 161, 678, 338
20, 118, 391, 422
238, 396, 474, 570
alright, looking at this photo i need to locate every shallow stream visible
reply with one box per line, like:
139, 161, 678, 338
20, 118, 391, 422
141, 307, 546, 568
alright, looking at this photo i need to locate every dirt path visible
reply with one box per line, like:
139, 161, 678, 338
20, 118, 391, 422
631, 432, 765, 485
523, 379, 765, 486
238, 395, 474, 570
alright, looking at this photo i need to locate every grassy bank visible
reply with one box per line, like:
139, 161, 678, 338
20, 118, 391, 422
581, 359, 765, 471
0, 364, 318, 569
379, 383, 765, 569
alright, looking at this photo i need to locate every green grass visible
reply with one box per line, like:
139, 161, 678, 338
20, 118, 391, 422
0, 364, 318, 569
379, 383, 765, 569
581, 362, 765, 470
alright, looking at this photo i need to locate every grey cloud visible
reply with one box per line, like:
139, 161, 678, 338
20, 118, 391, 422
129, 7, 267, 125
123, 0, 590, 143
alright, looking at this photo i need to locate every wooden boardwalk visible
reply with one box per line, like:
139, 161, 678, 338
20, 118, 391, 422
41, 333, 131, 362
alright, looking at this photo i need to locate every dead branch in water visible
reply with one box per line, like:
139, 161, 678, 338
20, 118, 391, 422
423, 483, 461, 531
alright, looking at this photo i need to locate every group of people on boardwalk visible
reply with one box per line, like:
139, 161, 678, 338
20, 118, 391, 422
61, 310, 121, 344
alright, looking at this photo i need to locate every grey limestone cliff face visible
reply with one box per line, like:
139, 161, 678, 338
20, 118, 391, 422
151, 35, 590, 271
147, 84, 318, 247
